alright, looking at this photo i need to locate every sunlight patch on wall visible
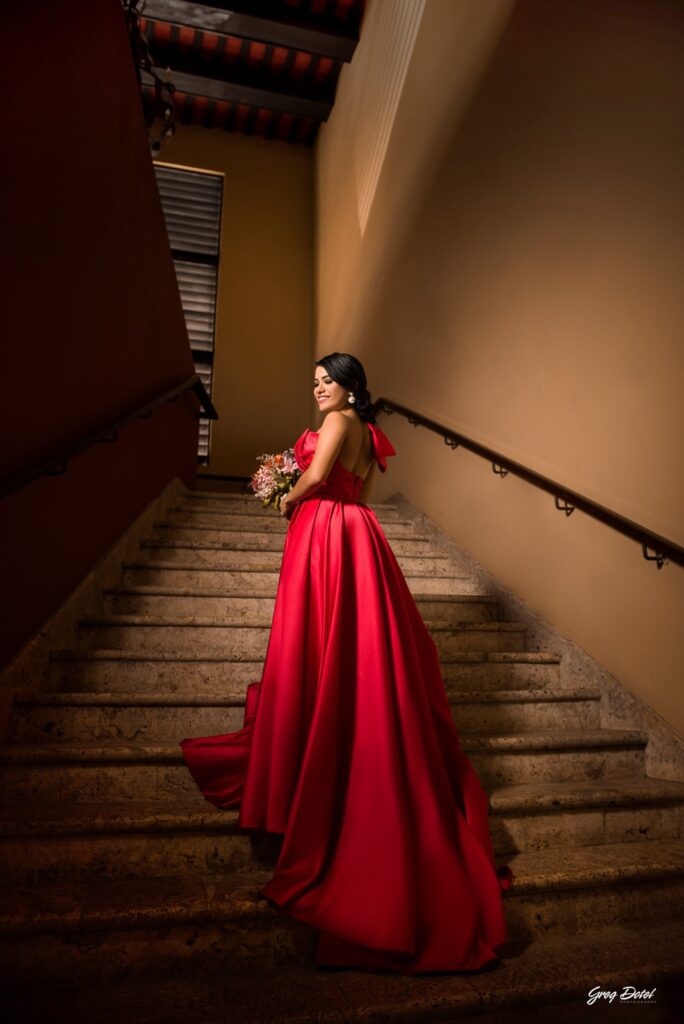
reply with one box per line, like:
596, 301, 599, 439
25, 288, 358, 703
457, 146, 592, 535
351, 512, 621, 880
354, 0, 426, 236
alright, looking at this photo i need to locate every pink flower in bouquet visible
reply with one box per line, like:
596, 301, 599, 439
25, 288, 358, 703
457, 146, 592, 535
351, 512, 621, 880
249, 447, 301, 511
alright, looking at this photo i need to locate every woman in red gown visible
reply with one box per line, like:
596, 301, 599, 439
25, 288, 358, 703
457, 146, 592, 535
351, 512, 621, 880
180, 352, 513, 975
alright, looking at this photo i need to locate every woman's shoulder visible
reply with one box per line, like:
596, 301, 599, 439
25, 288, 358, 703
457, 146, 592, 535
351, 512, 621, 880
311, 411, 356, 437
322, 410, 354, 429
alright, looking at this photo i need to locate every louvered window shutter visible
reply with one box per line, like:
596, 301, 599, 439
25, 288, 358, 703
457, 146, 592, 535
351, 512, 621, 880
153, 163, 223, 464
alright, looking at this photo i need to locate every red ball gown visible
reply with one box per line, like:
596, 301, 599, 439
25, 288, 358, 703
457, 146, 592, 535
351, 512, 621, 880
180, 421, 513, 974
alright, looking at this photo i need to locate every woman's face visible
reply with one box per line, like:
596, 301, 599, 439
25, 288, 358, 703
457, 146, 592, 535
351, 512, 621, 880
313, 365, 348, 413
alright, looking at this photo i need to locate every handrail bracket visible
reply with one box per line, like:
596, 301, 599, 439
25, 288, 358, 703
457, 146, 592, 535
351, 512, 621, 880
554, 495, 575, 516
642, 544, 666, 569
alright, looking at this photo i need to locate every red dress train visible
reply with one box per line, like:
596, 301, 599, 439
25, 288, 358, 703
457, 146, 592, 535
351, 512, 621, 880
180, 422, 513, 975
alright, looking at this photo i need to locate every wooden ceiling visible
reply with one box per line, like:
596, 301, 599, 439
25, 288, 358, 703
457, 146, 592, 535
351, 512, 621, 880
139, 0, 367, 146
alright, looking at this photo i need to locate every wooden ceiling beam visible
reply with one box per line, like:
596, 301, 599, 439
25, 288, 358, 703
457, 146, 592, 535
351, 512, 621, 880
142, 66, 332, 121
143, 0, 358, 61
144, 45, 337, 105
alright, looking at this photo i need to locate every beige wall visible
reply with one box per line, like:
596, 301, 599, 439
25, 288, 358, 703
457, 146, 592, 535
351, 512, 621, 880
158, 126, 314, 475
316, 0, 684, 732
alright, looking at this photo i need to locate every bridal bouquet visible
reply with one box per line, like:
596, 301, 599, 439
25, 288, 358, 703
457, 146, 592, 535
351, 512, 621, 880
249, 448, 302, 512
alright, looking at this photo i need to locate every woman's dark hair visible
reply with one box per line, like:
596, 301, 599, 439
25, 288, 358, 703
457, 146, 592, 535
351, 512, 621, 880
315, 352, 377, 424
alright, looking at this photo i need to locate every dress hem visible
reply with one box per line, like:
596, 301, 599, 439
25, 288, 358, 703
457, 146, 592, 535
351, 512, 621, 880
259, 885, 507, 976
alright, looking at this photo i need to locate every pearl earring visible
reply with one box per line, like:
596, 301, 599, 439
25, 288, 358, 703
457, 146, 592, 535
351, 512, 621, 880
347, 393, 356, 404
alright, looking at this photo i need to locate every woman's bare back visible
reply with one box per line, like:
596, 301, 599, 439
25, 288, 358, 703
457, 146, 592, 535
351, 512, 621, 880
333, 412, 375, 481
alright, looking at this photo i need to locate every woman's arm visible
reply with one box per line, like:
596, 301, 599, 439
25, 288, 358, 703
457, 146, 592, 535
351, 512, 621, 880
282, 465, 323, 506
283, 413, 348, 508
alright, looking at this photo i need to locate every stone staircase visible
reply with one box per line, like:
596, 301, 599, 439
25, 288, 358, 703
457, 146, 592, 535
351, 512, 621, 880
1, 490, 683, 1023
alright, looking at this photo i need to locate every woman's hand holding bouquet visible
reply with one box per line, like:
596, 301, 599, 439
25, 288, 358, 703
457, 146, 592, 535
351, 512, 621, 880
279, 493, 295, 519
249, 448, 301, 518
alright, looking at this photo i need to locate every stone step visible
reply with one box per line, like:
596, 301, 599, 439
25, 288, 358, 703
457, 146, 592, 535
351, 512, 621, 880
105, 588, 279, 622
5, 920, 681, 1024
2, 778, 683, 885
1, 839, 683, 982
489, 777, 684, 855
0, 799, 280, 884
505, 838, 684, 943
11, 687, 602, 744
0, 869, 308, 983
122, 564, 283, 593
47, 649, 266, 691
121, 561, 478, 595
169, 507, 407, 531
187, 490, 400, 505
155, 516, 421, 548
46, 650, 562, 693
467, 730, 647, 785
163, 511, 419, 536
184, 491, 401, 507
439, 652, 563, 689
103, 587, 499, 624
410, 592, 500, 622
169, 512, 292, 535
180, 493, 403, 517
137, 541, 459, 576
0, 730, 648, 802
11, 692, 249, 743
150, 525, 434, 556
76, 615, 528, 656
176, 507, 408, 529
451, 686, 601, 731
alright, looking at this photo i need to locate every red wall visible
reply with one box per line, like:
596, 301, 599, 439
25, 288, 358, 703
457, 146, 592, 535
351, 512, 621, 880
0, 0, 200, 667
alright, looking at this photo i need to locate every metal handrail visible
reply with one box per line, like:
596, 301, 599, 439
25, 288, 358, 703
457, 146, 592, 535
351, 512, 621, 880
374, 397, 683, 570
1, 374, 217, 501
